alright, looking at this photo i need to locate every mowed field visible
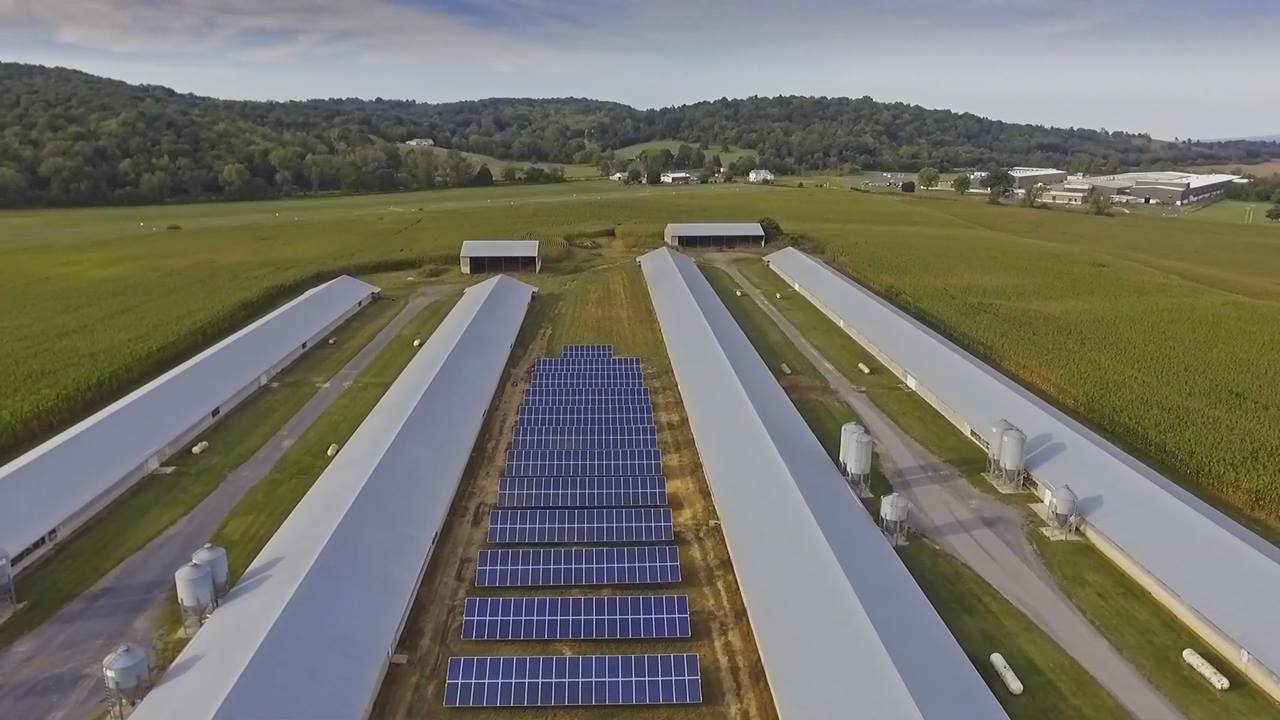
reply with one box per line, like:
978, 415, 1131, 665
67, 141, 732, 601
5, 180, 1280, 536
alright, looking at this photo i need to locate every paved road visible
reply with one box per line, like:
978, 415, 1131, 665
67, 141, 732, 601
0, 286, 451, 720
720, 259, 1183, 720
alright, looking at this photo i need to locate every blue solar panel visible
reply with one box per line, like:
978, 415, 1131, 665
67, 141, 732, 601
488, 508, 674, 544
497, 476, 668, 508
444, 654, 702, 707
561, 344, 614, 358
505, 451, 663, 478
516, 414, 655, 428
535, 357, 641, 370
518, 406, 653, 419
512, 434, 658, 451
524, 386, 650, 399
522, 395, 651, 407
462, 595, 691, 640
476, 547, 681, 587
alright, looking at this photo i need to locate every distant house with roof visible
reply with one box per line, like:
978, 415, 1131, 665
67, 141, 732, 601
748, 169, 775, 184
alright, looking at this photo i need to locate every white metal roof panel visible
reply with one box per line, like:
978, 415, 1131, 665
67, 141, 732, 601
638, 247, 1006, 720
460, 239, 540, 257
0, 276, 379, 560
130, 274, 535, 720
765, 246, 1280, 680
665, 223, 764, 237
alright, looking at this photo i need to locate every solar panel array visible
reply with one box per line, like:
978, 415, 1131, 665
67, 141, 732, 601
451, 345, 701, 708
444, 654, 702, 707
462, 595, 691, 640
497, 476, 667, 508
488, 508, 674, 544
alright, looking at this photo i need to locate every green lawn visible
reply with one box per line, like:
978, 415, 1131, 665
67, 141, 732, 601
608, 139, 753, 167
1185, 200, 1278, 226
900, 541, 1130, 719
413, 145, 600, 180
1035, 537, 1280, 719
0, 282, 418, 648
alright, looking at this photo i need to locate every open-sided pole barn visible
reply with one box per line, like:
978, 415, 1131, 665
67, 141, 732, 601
460, 240, 541, 274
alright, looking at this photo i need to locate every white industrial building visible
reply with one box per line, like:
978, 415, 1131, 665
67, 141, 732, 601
663, 223, 765, 249
130, 274, 536, 720
0, 276, 379, 572
764, 247, 1280, 702
638, 247, 1007, 720
459, 240, 540, 274
660, 171, 694, 184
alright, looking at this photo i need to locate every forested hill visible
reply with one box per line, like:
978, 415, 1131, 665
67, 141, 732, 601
1, 62, 1276, 207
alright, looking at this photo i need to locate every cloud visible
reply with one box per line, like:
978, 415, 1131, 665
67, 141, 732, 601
0, 0, 570, 67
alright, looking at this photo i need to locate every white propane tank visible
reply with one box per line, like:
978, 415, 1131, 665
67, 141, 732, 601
734, 289, 743, 297
191, 441, 209, 455
326, 443, 340, 458
989, 653, 1024, 695
1182, 648, 1229, 690
857, 362, 871, 375
412, 338, 423, 348
775, 292, 782, 300
327, 337, 336, 345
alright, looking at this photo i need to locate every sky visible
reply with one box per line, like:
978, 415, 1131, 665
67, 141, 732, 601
1, 0, 1277, 140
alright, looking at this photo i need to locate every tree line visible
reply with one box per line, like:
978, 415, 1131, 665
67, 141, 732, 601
1, 62, 1276, 207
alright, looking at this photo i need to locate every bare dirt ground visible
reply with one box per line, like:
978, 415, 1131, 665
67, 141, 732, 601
373, 264, 777, 719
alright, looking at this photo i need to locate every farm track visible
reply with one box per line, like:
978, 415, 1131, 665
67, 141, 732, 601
0, 284, 453, 720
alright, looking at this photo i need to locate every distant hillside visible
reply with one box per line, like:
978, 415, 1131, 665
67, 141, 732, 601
1, 62, 1278, 207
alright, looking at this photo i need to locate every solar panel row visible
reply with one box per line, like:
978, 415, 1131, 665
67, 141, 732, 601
512, 435, 658, 451
476, 547, 681, 587
524, 386, 650, 398
488, 508, 674, 544
517, 415, 655, 429
535, 357, 641, 368
531, 374, 645, 387
519, 404, 653, 418
513, 424, 658, 439
561, 343, 614, 357
462, 595, 691, 640
444, 654, 702, 707
522, 395, 652, 408
497, 476, 667, 508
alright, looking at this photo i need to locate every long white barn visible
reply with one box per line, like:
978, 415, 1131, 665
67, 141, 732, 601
639, 247, 1006, 720
0, 276, 379, 571
131, 274, 535, 720
765, 246, 1280, 700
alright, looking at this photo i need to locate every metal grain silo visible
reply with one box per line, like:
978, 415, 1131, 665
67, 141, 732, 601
989, 419, 1014, 472
0, 552, 14, 604
103, 642, 152, 714
838, 422, 865, 473
849, 432, 874, 477
191, 544, 230, 599
879, 493, 909, 546
999, 428, 1026, 483
174, 561, 216, 621
1050, 485, 1078, 528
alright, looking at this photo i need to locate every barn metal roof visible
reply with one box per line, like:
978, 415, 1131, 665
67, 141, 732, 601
665, 223, 764, 237
765, 246, 1280, 683
131, 274, 535, 720
460, 239, 540, 257
638, 247, 1006, 720
0, 276, 379, 561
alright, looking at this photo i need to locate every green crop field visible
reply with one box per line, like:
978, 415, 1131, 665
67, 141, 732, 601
609, 139, 753, 166
412, 145, 600, 180
5, 179, 1280, 539
1186, 200, 1280, 226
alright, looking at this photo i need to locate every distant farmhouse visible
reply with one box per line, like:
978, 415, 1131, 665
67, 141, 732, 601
660, 172, 694, 184
404, 138, 435, 147
748, 169, 775, 184
610, 172, 628, 182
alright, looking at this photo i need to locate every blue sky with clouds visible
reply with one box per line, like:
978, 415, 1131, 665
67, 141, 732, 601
1, 0, 1276, 139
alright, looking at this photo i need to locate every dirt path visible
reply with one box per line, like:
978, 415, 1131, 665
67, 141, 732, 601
715, 255, 1184, 720
0, 285, 452, 720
